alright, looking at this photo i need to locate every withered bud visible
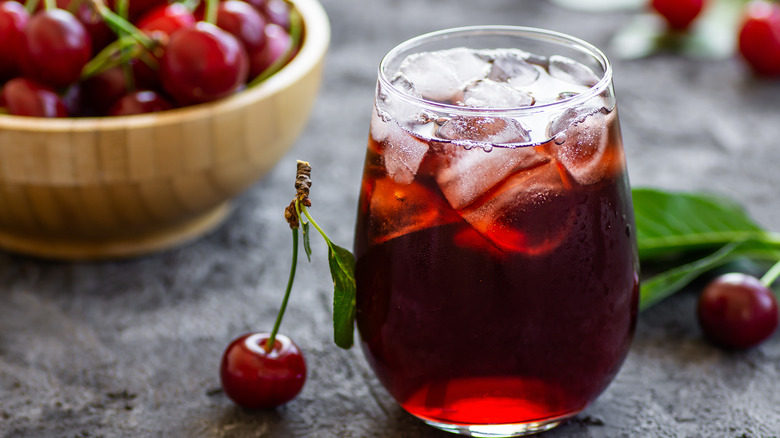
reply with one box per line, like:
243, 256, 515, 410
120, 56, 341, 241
295, 160, 312, 201
284, 201, 299, 229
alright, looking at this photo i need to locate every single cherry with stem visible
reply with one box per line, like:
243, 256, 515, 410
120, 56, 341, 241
697, 262, 780, 349
220, 161, 357, 409
651, 0, 706, 32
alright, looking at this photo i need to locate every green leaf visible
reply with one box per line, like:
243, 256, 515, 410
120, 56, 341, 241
632, 188, 773, 261
327, 243, 357, 349
640, 241, 745, 310
548, 0, 644, 12
609, 0, 747, 60
302, 221, 312, 262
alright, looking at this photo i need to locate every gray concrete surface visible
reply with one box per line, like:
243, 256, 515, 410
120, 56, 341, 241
2, 0, 780, 436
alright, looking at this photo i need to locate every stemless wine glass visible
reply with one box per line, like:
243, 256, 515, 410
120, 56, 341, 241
353, 26, 639, 437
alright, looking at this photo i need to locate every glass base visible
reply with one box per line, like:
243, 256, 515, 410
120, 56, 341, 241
421, 416, 568, 437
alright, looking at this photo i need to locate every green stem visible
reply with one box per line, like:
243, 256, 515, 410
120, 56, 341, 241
760, 259, 780, 288
25, 0, 40, 15
44, 0, 55, 10
266, 228, 299, 353
300, 203, 332, 247
204, 0, 218, 25
91, 0, 156, 50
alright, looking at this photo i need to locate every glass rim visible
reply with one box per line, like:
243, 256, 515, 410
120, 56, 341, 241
378, 25, 614, 115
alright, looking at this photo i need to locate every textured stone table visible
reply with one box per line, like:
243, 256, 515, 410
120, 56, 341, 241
2, 0, 780, 437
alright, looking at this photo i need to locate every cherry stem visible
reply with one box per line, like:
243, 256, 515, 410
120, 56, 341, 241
760, 259, 780, 288
24, 0, 40, 14
204, 0, 218, 25
300, 204, 332, 247
89, 0, 156, 50
266, 227, 299, 354
44, 0, 55, 10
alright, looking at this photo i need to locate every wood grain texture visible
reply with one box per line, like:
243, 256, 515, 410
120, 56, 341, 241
0, 0, 330, 260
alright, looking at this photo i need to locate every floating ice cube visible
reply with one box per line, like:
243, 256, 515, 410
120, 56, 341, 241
457, 163, 575, 255
436, 116, 530, 145
389, 73, 422, 99
367, 176, 461, 243
487, 50, 540, 86
372, 115, 429, 185
548, 55, 601, 88
547, 107, 620, 185
397, 48, 491, 103
462, 79, 535, 108
435, 142, 550, 211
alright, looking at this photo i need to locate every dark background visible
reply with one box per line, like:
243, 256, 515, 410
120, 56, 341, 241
2, 0, 780, 436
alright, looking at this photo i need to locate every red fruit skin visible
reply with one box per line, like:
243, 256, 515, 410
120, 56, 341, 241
1, 77, 68, 117
262, 0, 291, 30
220, 333, 307, 410
75, 1, 113, 55
652, 0, 705, 31
22, 9, 92, 89
159, 22, 249, 105
739, 0, 780, 77
108, 90, 173, 116
0, 1, 29, 81
137, 3, 196, 38
217, 0, 267, 54
698, 273, 779, 349
79, 66, 129, 116
249, 23, 292, 78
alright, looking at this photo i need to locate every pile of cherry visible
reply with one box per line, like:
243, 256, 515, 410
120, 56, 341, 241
0, 0, 299, 117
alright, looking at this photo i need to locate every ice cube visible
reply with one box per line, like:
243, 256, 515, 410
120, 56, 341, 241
435, 142, 550, 211
457, 162, 576, 255
548, 55, 601, 88
547, 107, 621, 185
487, 50, 540, 86
436, 116, 530, 145
383, 125, 429, 185
367, 176, 461, 243
462, 79, 535, 108
389, 73, 422, 99
397, 48, 491, 103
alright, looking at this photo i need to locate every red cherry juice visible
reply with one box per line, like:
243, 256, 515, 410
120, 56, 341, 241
354, 109, 639, 426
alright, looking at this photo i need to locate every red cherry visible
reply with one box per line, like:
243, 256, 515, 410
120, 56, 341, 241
262, 0, 291, 30
0, 1, 29, 81
137, 2, 196, 38
738, 0, 780, 77
21, 9, 92, 89
74, 1, 113, 55
107, 0, 165, 20
0, 77, 68, 117
108, 90, 173, 116
217, 0, 267, 54
80, 65, 128, 116
651, 0, 706, 31
698, 273, 779, 349
159, 21, 249, 105
220, 333, 307, 409
249, 23, 291, 78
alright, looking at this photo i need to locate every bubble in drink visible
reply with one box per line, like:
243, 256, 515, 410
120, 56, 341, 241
397, 48, 491, 102
462, 79, 535, 108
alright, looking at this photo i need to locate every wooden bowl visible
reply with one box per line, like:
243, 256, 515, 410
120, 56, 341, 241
0, 0, 329, 260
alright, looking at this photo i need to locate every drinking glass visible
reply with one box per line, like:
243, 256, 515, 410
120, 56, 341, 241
353, 26, 639, 437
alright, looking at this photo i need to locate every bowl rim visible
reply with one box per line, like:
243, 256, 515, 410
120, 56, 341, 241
0, 0, 331, 133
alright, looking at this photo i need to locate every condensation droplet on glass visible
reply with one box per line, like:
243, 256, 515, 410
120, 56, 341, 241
554, 132, 567, 145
